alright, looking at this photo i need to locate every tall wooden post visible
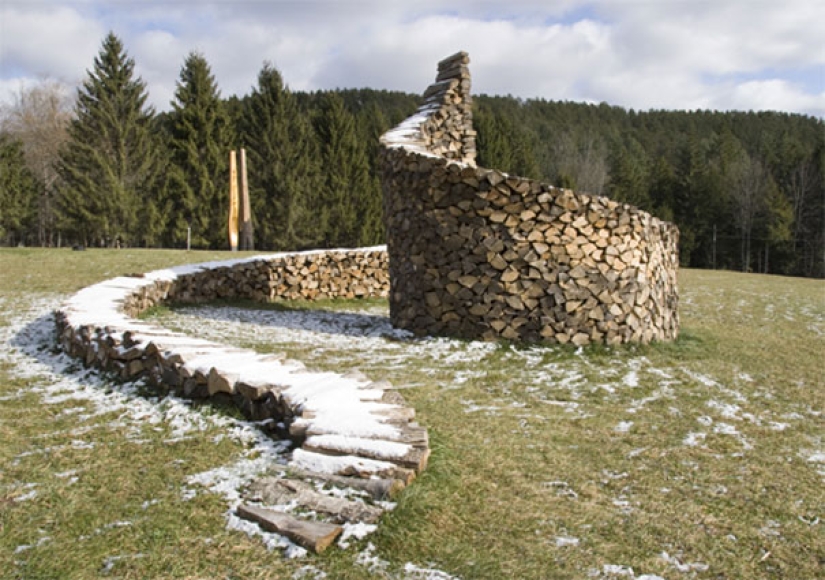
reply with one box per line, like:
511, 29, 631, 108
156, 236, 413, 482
228, 150, 239, 251
239, 147, 254, 251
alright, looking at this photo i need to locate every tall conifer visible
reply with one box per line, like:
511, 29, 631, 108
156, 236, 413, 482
58, 32, 159, 247
0, 136, 38, 245
314, 92, 376, 247
241, 64, 321, 250
163, 52, 231, 248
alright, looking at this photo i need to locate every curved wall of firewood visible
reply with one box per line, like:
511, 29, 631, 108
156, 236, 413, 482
55, 247, 429, 552
380, 52, 680, 345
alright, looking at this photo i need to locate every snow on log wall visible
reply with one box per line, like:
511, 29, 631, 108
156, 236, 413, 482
55, 247, 430, 487
380, 52, 680, 345
53, 247, 433, 552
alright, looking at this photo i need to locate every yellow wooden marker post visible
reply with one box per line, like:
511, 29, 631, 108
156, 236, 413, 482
228, 150, 239, 251
239, 147, 254, 250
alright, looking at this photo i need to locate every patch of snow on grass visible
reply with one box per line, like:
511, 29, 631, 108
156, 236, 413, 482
338, 522, 378, 549
802, 449, 825, 477
713, 423, 754, 450
402, 562, 461, 579
102, 520, 133, 530
660, 551, 709, 572
13, 485, 39, 503
461, 400, 503, 414
713, 423, 739, 436
293, 565, 327, 579
101, 554, 145, 574
555, 535, 580, 547
14, 535, 51, 554
804, 450, 825, 463
614, 421, 634, 433
601, 564, 635, 576
622, 370, 639, 387
626, 386, 672, 414
683, 432, 706, 447
355, 542, 389, 574
707, 400, 741, 420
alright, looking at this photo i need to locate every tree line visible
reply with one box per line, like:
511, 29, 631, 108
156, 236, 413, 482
474, 97, 824, 278
1, 33, 822, 278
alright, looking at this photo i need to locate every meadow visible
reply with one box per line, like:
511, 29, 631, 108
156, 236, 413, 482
1, 248, 823, 579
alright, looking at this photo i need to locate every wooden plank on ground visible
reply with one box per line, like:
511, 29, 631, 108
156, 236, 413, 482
236, 504, 342, 553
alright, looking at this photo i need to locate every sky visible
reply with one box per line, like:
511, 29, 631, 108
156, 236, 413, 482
1, 0, 823, 118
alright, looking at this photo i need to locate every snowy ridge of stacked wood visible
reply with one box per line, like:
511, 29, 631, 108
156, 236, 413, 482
54, 246, 429, 553
381, 51, 476, 166
380, 53, 680, 345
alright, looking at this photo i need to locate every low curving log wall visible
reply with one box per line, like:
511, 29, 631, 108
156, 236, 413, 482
380, 52, 680, 345
54, 247, 429, 553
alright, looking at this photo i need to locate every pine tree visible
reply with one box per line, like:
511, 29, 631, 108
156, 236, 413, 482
58, 32, 160, 247
314, 92, 377, 247
648, 156, 677, 222
241, 64, 321, 250
163, 52, 232, 248
760, 177, 794, 273
475, 104, 513, 172
354, 102, 389, 246
608, 138, 651, 210
0, 135, 38, 245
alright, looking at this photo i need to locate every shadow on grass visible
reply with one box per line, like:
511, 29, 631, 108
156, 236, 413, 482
155, 299, 413, 341
148, 298, 714, 366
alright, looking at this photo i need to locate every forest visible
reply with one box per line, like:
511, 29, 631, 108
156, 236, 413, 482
1, 33, 823, 278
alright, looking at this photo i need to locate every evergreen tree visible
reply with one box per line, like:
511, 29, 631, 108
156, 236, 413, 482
608, 138, 651, 210
475, 104, 514, 173
58, 32, 160, 247
163, 52, 232, 248
0, 135, 38, 245
356, 101, 390, 175
313, 92, 377, 247
760, 177, 794, 273
673, 130, 715, 265
648, 156, 677, 222
241, 64, 321, 250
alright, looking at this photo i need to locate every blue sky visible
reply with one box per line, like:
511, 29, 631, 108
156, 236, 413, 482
1, 0, 822, 117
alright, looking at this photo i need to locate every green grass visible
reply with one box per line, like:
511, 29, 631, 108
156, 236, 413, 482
1, 248, 824, 579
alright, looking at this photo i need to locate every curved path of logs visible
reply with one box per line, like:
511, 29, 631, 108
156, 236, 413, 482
54, 247, 428, 553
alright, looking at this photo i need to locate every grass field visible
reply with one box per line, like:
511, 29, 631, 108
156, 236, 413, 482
1, 248, 823, 579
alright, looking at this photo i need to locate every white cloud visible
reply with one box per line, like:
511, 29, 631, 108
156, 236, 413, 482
725, 79, 825, 117
0, 0, 822, 117
0, 3, 103, 86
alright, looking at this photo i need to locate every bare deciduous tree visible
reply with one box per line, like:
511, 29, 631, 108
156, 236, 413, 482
729, 152, 768, 272
551, 130, 608, 196
1, 79, 73, 246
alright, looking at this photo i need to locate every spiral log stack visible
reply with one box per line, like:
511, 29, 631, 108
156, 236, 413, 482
380, 52, 679, 345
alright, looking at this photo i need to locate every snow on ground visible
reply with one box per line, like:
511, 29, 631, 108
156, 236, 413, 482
4, 278, 822, 576
157, 302, 819, 463
0, 291, 464, 576
0, 294, 301, 554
